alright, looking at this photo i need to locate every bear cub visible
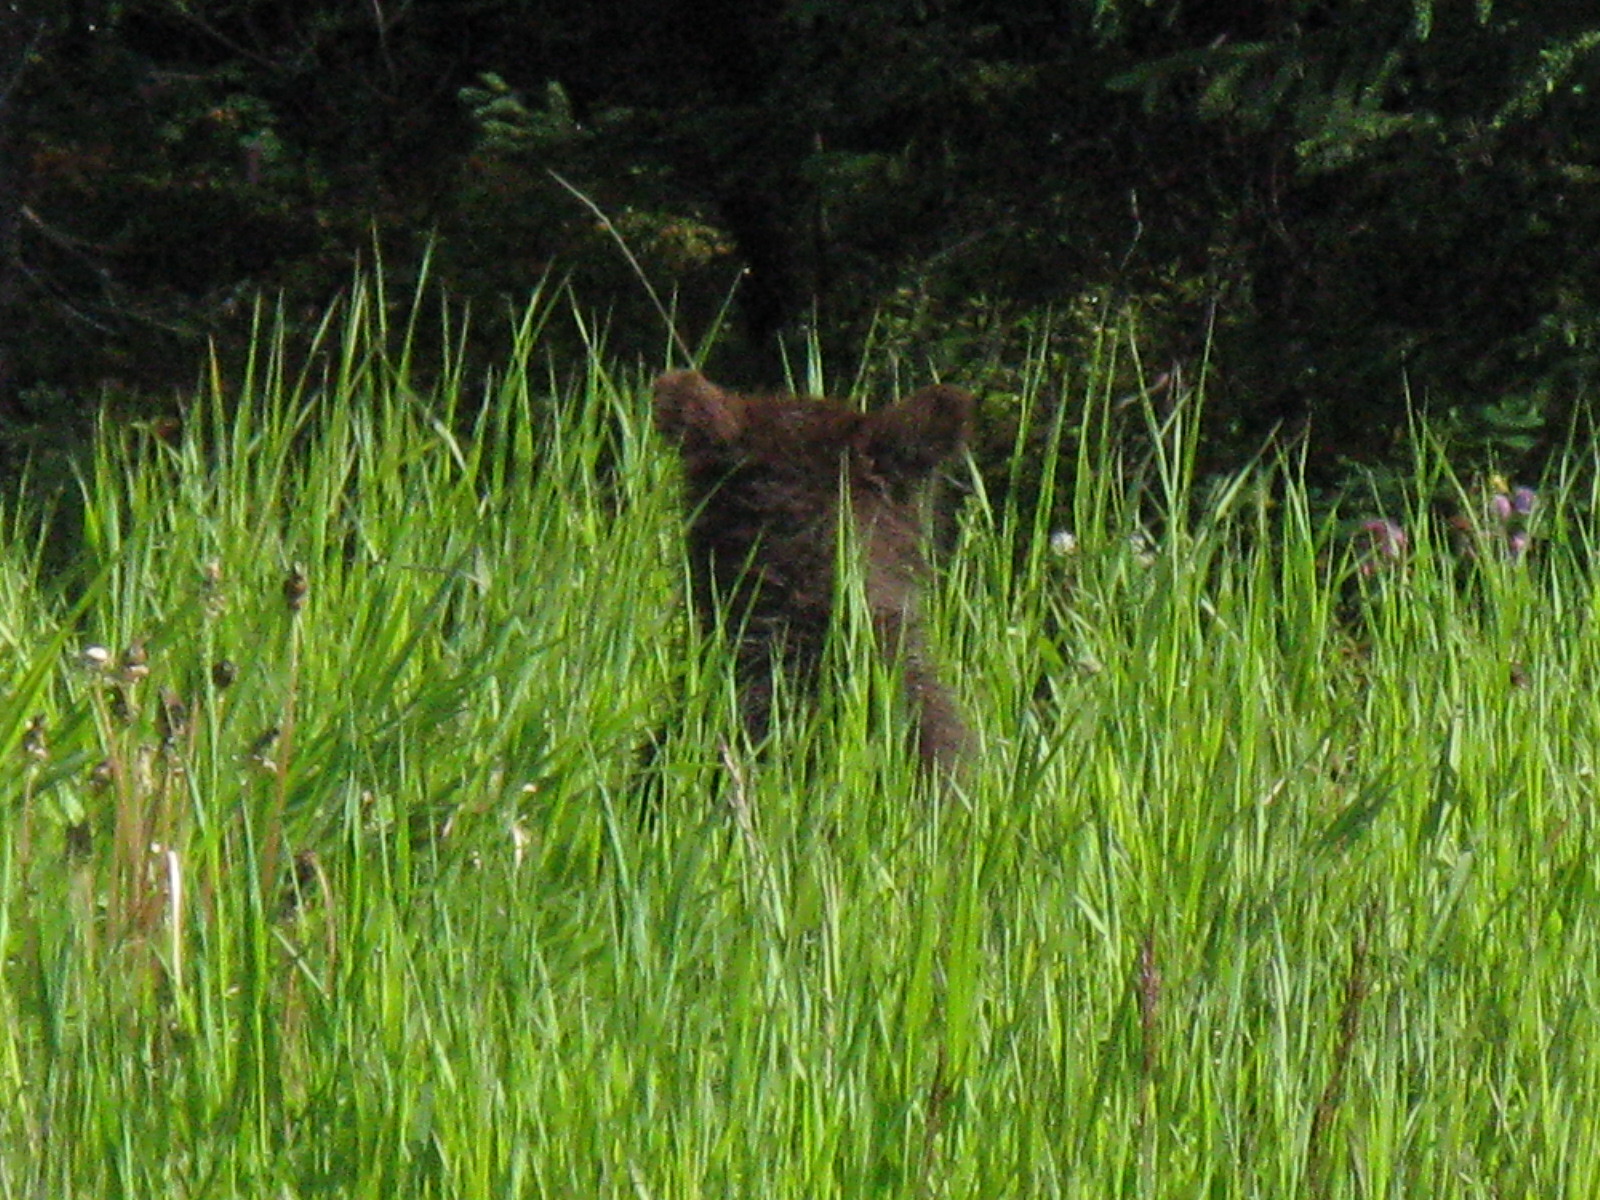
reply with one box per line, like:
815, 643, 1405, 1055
654, 369, 973, 777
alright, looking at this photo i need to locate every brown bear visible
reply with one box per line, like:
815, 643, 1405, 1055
654, 369, 973, 778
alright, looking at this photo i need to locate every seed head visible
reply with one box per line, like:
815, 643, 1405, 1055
120, 640, 149, 682
22, 714, 46, 760
157, 689, 189, 744
283, 566, 309, 613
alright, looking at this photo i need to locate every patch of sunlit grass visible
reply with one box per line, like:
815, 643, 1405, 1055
1, 278, 1597, 1196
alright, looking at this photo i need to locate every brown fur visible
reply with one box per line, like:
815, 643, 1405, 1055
654, 369, 973, 776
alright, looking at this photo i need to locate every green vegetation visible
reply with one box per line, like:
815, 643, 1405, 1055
2, 288, 1597, 1196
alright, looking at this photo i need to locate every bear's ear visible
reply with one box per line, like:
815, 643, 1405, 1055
654, 370, 743, 447
859, 384, 973, 479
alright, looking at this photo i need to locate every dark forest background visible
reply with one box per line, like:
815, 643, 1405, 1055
3, 0, 1597, 485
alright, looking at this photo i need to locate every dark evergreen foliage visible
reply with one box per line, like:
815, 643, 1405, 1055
1, 0, 1595, 480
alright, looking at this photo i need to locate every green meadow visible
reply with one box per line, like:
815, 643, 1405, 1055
2, 281, 1597, 1197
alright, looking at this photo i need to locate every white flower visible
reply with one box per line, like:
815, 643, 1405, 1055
1049, 529, 1078, 556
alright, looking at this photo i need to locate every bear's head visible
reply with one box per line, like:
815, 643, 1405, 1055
653, 369, 971, 512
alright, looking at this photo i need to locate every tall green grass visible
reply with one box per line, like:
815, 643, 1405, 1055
1, 280, 1597, 1197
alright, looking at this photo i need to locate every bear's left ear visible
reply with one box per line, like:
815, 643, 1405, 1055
654, 370, 744, 447
859, 384, 973, 478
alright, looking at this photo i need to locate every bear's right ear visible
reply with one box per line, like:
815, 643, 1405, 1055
654, 370, 743, 447
860, 383, 973, 479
